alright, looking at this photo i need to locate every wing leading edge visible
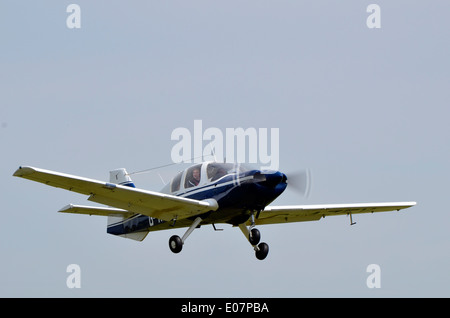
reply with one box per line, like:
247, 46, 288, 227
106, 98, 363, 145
254, 202, 416, 225
13, 166, 218, 221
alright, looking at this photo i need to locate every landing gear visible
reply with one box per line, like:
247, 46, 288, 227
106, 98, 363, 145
168, 213, 269, 259
169, 235, 183, 253
249, 228, 261, 245
255, 242, 269, 260
238, 223, 269, 260
168, 216, 202, 254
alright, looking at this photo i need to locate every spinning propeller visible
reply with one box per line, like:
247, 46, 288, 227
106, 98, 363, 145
284, 169, 312, 198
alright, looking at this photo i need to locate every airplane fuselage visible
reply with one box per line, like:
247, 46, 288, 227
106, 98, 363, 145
107, 166, 288, 236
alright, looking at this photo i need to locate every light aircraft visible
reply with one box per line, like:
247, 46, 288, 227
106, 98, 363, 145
13, 162, 416, 260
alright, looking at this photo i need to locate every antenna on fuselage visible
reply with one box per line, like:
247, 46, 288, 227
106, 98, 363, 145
128, 154, 217, 176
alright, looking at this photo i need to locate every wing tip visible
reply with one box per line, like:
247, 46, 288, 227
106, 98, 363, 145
401, 201, 417, 208
58, 204, 75, 213
13, 166, 36, 177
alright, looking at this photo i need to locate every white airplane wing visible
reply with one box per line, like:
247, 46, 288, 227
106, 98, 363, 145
254, 202, 416, 225
13, 166, 218, 221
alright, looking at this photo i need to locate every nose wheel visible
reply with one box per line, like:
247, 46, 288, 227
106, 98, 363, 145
255, 242, 269, 260
238, 223, 269, 260
249, 228, 261, 245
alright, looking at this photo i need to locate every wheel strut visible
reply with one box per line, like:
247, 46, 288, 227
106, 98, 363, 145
168, 216, 202, 254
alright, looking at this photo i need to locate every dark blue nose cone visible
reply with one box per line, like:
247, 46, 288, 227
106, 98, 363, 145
252, 170, 287, 190
233, 170, 288, 212
263, 171, 287, 188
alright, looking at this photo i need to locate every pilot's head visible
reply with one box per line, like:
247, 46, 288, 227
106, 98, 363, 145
192, 168, 200, 181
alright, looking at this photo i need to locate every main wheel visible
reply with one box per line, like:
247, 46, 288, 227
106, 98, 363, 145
249, 228, 261, 245
255, 242, 269, 260
169, 235, 183, 253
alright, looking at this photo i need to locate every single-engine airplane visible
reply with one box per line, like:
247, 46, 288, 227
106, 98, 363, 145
13, 162, 416, 260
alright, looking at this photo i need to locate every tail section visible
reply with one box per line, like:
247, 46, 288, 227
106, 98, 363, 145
109, 168, 135, 188
107, 168, 149, 241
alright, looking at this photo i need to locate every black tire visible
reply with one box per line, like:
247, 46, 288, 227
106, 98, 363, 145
255, 242, 269, 260
249, 228, 261, 245
169, 235, 183, 253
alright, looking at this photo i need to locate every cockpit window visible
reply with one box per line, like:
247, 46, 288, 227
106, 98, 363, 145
171, 171, 183, 192
206, 163, 249, 181
185, 164, 202, 188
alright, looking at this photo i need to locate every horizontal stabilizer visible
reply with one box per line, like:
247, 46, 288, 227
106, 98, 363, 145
59, 204, 134, 218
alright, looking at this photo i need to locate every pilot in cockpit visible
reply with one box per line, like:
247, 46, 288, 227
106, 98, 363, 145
187, 167, 201, 187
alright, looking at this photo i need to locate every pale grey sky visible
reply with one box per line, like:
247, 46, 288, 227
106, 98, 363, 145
1, 1, 449, 297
